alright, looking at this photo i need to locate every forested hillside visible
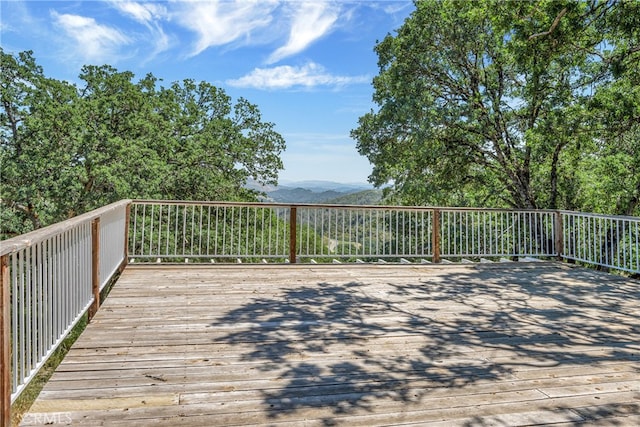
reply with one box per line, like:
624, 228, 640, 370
264, 187, 345, 203
324, 189, 384, 205
261, 184, 380, 204
353, 0, 640, 215
0, 49, 285, 238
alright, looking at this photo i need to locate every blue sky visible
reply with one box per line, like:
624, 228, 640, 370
1, 0, 415, 184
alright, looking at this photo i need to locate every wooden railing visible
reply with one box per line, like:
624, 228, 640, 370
0, 200, 130, 425
128, 200, 639, 270
562, 211, 640, 274
129, 201, 562, 263
1, 199, 638, 424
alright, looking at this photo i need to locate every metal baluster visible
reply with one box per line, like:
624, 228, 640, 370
11, 254, 18, 392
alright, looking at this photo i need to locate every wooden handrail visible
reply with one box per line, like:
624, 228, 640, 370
131, 199, 563, 214
0, 200, 132, 257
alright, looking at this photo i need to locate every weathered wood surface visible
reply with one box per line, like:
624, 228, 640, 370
21, 263, 640, 426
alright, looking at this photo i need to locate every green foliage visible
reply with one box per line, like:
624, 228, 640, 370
0, 50, 286, 238
352, 0, 639, 214
580, 124, 640, 215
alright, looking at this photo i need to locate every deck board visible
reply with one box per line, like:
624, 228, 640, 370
20, 263, 640, 426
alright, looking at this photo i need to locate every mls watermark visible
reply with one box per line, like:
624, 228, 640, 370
21, 412, 73, 425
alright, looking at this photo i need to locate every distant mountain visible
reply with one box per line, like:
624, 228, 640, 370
277, 180, 372, 193
246, 179, 377, 204
265, 187, 344, 203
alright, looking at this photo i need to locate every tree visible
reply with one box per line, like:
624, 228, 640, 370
352, 0, 639, 212
0, 49, 286, 238
1, 50, 81, 234
579, 0, 640, 216
154, 80, 284, 202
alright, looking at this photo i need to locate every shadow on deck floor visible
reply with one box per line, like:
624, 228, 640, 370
21, 262, 640, 426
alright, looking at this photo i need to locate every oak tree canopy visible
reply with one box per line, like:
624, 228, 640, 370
352, 0, 639, 214
1, 49, 286, 237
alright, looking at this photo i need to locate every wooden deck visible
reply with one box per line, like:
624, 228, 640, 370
21, 263, 640, 426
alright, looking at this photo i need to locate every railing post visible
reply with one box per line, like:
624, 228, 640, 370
1, 254, 11, 427
432, 209, 441, 263
555, 211, 563, 261
89, 218, 100, 321
121, 203, 131, 272
289, 207, 297, 264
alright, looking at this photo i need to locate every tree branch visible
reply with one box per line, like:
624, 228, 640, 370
529, 8, 568, 40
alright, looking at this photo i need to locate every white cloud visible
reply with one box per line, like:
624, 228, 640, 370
173, 0, 278, 57
51, 11, 130, 63
227, 62, 369, 90
267, 2, 339, 64
110, 1, 167, 24
0, 0, 33, 34
109, 1, 171, 56
383, 2, 413, 15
